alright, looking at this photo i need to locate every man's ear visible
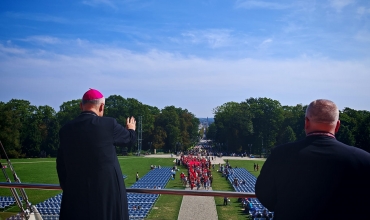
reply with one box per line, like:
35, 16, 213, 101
98, 103, 104, 116
80, 102, 83, 111
334, 120, 340, 134
304, 117, 310, 130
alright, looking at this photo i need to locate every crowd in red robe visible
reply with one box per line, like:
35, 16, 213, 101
180, 155, 213, 190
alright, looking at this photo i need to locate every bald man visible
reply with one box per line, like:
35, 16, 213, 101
255, 99, 370, 220
57, 89, 136, 220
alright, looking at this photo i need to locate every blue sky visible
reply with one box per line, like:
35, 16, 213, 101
1, 0, 369, 117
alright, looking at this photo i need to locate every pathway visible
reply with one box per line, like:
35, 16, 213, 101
177, 186, 218, 220
176, 156, 224, 220
144, 154, 264, 220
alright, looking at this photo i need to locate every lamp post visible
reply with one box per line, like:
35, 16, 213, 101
176, 142, 182, 155
225, 142, 228, 155
261, 137, 263, 158
217, 143, 220, 156
138, 140, 142, 156
148, 142, 152, 154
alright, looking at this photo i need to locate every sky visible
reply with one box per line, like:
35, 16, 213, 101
1, 0, 370, 117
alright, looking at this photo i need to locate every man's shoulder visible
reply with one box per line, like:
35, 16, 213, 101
100, 116, 117, 123
95, 117, 121, 130
324, 138, 370, 158
278, 139, 306, 147
60, 119, 76, 132
60, 115, 118, 130
345, 144, 370, 161
272, 139, 306, 153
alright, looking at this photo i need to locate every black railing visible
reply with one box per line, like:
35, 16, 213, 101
0, 182, 256, 198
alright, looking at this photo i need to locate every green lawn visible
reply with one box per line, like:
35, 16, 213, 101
118, 157, 185, 220
0, 156, 265, 220
213, 159, 265, 220
146, 174, 185, 220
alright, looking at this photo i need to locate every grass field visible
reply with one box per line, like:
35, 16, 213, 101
212, 159, 263, 220
0, 156, 265, 220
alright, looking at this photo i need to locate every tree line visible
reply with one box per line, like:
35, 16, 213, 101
206, 97, 370, 156
0, 96, 200, 158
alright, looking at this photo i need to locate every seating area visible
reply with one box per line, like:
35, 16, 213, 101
0, 196, 18, 209
226, 168, 274, 219
35, 194, 62, 217
128, 167, 172, 219
5, 213, 23, 220
4, 167, 173, 220
0, 167, 273, 219
227, 168, 257, 193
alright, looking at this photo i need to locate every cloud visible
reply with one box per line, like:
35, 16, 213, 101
0, 44, 27, 55
82, 0, 117, 9
4, 12, 68, 23
0, 41, 369, 116
328, 0, 355, 12
181, 29, 234, 48
282, 23, 304, 33
75, 38, 91, 47
357, 6, 370, 17
259, 38, 273, 48
81, 0, 148, 10
355, 30, 370, 42
22, 36, 62, 45
235, 0, 290, 10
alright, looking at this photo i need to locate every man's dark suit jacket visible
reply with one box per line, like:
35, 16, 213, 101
255, 135, 370, 220
57, 111, 136, 220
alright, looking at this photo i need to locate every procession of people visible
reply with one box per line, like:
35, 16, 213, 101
180, 154, 213, 190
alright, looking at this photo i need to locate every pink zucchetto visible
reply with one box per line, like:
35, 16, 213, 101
82, 88, 104, 100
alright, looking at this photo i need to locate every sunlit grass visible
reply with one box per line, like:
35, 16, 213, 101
213, 159, 265, 220
0, 156, 265, 220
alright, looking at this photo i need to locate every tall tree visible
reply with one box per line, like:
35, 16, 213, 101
21, 105, 59, 157
0, 101, 22, 157
57, 99, 81, 127
156, 106, 181, 152
0, 99, 36, 158
151, 106, 198, 152
340, 108, 370, 152
105, 95, 159, 152
213, 101, 254, 153
356, 111, 370, 152
244, 98, 284, 155
38, 106, 60, 157
336, 124, 355, 146
278, 126, 297, 145
206, 123, 217, 141
280, 104, 306, 141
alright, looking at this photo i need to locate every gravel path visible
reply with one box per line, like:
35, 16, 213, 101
177, 186, 218, 220
143, 154, 264, 220
177, 156, 224, 220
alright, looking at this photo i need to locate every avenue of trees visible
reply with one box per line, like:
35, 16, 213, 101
0, 96, 200, 158
207, 97, 370, 156
1, 96, 369, 158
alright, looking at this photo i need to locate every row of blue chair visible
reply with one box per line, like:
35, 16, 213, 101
226, 168, 273, 217
30, 167, 174, 220
0, 196, 24, 209
0, 196, 17, 201
127, 167, 173, 219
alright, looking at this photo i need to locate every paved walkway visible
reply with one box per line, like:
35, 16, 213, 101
144, 154, 264, 220
176, 156, 223, 220
177, 186, 218, 220
144, 154, 264, 163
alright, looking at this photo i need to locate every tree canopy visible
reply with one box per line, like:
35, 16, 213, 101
208, 98, 370, 155
0, 96, 200, 158
0, 96, 369, 158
